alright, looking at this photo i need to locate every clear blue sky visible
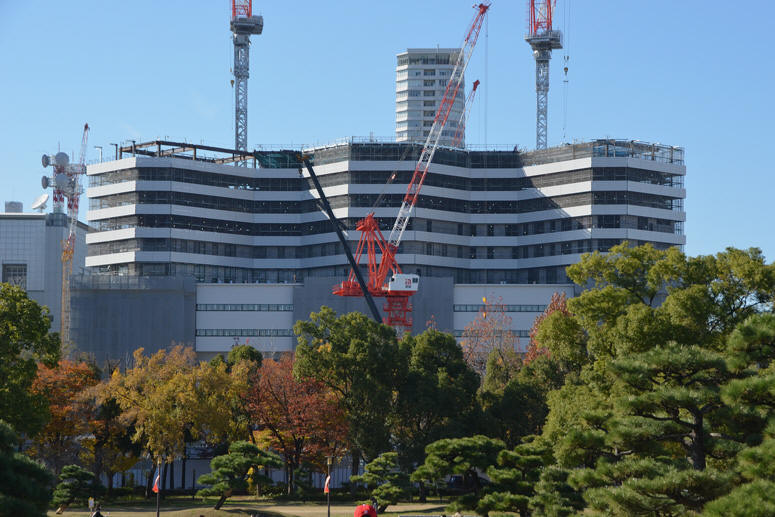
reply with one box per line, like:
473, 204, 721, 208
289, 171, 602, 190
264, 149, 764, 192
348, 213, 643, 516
1, 1, 773, 260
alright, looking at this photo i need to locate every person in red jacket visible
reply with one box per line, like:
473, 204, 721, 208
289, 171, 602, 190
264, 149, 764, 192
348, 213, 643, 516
354, 503, 378, 517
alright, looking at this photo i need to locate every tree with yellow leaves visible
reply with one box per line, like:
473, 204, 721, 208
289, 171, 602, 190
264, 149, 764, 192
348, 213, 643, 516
98, 345, 249, 493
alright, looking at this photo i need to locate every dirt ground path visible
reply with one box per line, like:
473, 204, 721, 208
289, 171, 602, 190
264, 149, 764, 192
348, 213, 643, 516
49, 500, 445, 517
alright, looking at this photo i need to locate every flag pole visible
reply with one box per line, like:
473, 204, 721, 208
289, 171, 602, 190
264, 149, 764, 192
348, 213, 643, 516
326, 456, 332, 517
156, 457, 161, 517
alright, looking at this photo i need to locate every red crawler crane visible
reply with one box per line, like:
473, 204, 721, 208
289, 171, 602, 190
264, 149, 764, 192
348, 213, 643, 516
333, 3, 491, 334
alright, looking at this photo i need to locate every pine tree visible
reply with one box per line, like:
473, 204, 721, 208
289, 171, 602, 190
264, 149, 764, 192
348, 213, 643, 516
529, 466, 584, 517
197, 441, 281, 509
477, 437, 552, 516
352, 452, 410, 513
0, 420, 54, 517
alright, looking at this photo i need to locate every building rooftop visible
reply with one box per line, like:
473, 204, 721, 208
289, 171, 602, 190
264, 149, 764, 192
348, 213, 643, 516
104, 137, 683, 170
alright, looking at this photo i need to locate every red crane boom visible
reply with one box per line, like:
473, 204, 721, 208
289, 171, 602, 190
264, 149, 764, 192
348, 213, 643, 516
333, 3, 491, 333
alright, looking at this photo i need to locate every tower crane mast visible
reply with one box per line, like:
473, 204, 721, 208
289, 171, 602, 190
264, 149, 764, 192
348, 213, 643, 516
231, 0, 263, 165
525, 0, 562, 150
333, 3, 490, 333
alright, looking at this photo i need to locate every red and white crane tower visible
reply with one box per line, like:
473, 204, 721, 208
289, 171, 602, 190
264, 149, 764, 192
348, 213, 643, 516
41, 123, 89, 347
333, 3, 491, 334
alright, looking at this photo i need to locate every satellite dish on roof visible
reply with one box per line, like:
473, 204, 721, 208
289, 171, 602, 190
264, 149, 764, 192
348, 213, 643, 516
54, 152, 69, 167
55, 173, 70, 190
31, 193, 49, 212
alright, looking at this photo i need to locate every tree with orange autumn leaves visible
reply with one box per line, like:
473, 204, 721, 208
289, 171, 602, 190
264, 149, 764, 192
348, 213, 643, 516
246, 355, 346, 495
29, 359, 100, 475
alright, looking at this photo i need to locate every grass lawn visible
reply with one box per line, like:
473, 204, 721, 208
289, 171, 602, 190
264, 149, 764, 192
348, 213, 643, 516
48, 498, 447, 517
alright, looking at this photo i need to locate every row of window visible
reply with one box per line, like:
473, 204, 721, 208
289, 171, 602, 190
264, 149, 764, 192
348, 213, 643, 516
90, 163, 682, 196
91, 189, 680, 220
97, 260, 575, 285
92, 209, 680, 244
196, 329, 294, 337
90, 167, 300, 190
311, 142, 683, 168
453, 304, 547, 312
89, 236, 643, 261
98, 262, 300, 283
196, 303, 293, 311
306, 167, 682, 192
397, 54, 455, 65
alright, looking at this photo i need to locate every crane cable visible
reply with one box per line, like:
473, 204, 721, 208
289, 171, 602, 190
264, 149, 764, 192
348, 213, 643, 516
562, 0, 571, 143
484, 11, 489, 147
371, 143, 416, 212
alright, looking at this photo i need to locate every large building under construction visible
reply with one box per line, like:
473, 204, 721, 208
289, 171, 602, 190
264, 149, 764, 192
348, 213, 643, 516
78, 138, 685, 360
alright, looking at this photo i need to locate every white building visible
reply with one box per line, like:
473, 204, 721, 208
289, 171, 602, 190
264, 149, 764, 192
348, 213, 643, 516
396, 48, 466, 147
82, 138, 685, 360
0, 208, 88, 333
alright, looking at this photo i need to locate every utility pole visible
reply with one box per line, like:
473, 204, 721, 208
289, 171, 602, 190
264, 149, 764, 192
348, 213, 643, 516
230, 0, 263, 165
525, 0, 562, 150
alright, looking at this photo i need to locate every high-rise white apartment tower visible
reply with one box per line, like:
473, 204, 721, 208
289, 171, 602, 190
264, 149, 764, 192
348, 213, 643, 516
395, 48, 466, 148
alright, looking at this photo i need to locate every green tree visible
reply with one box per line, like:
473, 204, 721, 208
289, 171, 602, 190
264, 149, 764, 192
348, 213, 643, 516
411, 435, 505, 512
478, 437, 552, 517
0, 420, 54, 517
352, 452, 410, 513
570, 456, 732, 516
392, 330, 479, 474
294, 307, 408, 474
542, 244, 775, 455
227, 344, 263, 370
52, 464, 100, 513
0, 283, 60, 437
528, 466, 585, 517
534, 244, 775, 514
197, 441, 281, 510
703, 314, 775, 515
479, 373, 547, 449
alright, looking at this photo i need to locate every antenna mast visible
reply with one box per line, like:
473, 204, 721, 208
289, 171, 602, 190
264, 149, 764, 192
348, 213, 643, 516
525, 0, 562, 150
230, 0, 263, 165
41, 123, 89, 348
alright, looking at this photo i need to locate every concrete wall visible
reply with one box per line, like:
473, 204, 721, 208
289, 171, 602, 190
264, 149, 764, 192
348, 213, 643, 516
196, 283, 297, 358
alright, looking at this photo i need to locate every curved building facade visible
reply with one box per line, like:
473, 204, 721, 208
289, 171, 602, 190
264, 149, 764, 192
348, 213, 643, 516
82, 138, 685, 357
